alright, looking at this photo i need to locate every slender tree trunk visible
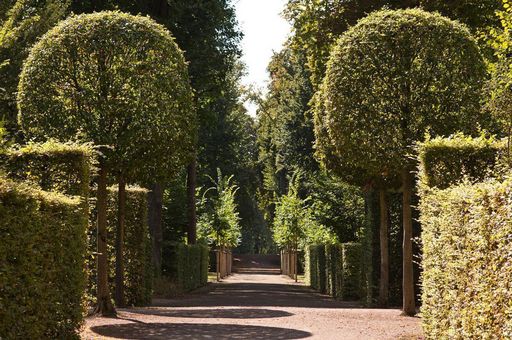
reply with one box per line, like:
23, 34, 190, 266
148, 183, 163, 276
187, 159, 197, 244
378, 186, 389, 307
115, 175, 126, 307
402, 167, 415, 316
94, 163, 116, 316
294, 240, 298, 283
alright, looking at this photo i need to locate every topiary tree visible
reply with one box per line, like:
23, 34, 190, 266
17, 11, 196, 315
315, 8, 486, 315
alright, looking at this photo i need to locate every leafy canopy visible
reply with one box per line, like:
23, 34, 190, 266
316, 9, 487, 178
17, 11, 196, 182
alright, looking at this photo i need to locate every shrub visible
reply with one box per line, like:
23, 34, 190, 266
340, 243, 363, 300
87, 186, 152, 307
107, 186, 152, 306
0, 140, 93, 197
418, 134, 504, 190
0, 177, 87, 339
325, 244, 342, 297
307, 242, 364, 301
420, 179, 512, 339
165, 243, 209, 292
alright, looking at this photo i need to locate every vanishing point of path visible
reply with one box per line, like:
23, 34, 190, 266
82, 255, 422, 340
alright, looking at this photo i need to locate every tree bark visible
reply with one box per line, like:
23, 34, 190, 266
148, 183, 163, 276
115, 175, 126, 307
402, 167, 416, 316
94, 163, 116, 316
187, 159, 197, 244
378, 186, 389, 307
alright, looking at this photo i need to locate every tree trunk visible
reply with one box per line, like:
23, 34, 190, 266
378, 186, 389, 307
94, 163, 116, 316
187, 159, 197, 244
148, 183, 163, 276
402, 167, 415, 316
294, 241, 298, 283
115, 175, 126, 307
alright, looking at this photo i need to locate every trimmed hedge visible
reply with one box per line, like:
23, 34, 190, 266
107, 186, 152, 306
166, 243, 209, 291
0, 140, 93, 197
340, 243, 363, 300
86, 186, 152, 307
418, 134, 504, 190
0, 177, 87, 339
420, 179, 512, 339
307, 243, 364, 301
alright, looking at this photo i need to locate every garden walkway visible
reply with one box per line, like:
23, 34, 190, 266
82, 255, 422, 339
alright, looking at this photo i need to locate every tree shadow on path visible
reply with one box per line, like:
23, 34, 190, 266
123, 308, 293, 319
91, 322, 312, 339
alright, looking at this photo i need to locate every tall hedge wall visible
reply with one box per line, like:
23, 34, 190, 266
418, 134, 504, 190
86, 186, 152, 307
0, 141, 93, 197
165, 243, 209, 291
108, 186, 152, 306
420, 179, 512, 339
306, 243, 365, 301
0, 177, 87, 339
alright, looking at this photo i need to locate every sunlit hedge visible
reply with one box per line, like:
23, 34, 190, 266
165, 243, 209, 291
420, 179, 512, 339
0, 140, 93, 197
418, 134, 504, 189
0, 177, 87, 339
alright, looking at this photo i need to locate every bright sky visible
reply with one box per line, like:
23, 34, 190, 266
235, 0, 291, 116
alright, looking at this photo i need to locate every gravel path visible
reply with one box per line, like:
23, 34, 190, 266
82, 256, 422, 340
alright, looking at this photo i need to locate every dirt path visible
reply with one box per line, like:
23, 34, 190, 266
82, 255, 422, 339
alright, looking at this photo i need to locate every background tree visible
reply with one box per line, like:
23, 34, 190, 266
197, 169, 241, 250
316, 8, 487, 315
17, 11, 195, 314
0, 0, 69, 136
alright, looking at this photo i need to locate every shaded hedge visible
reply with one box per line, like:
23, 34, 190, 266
165, 243, 209, 291
107, 186, 152, 306
418, 134, 504, 190
420, 179, 512, 339
0, 140, 93, 197
0, 177, 87, 339
307, 243, 364, 301
340, 243, 363, 300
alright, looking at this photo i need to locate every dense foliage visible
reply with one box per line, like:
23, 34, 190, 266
316, 9, 486, 178
418, 134, 505, 189
0, 140, 93, 196
0, 177, 87, 339
0, 0, 70, 135
106, 186, 152, 306
164, 243, 209, 292
197, 170, 242, 249
306, 243, 365, 301
17, 11, 195, 182
273, 176, 335, 250
420, 178, 512, 339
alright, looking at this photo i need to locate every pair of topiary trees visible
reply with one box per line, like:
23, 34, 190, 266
17, 11, 196, 315
316, 9, 487, 315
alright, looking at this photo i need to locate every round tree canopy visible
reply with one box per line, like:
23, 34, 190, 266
315, 8, 486, 180
18, 11, 196, 182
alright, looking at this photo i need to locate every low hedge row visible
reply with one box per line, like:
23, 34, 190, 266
87, 186, 152, 307
420, 179, 512, 339
165, 243, 209, 291
306, 243, 364, 301
0, 177, 87, 339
